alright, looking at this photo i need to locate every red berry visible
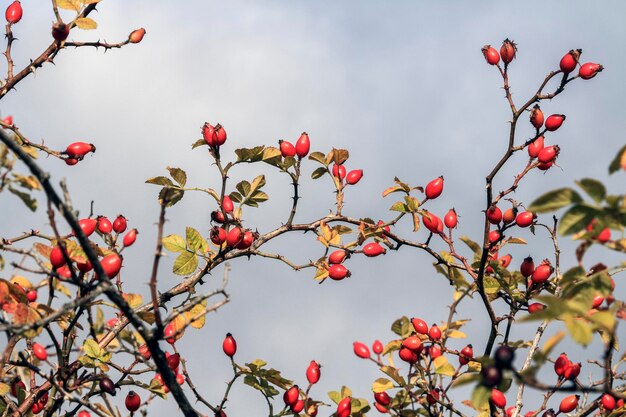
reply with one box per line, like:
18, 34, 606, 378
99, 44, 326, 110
97, 216, 113, 234
31, 402, 43, 414
295, 132, 310, 158
328, 264, 350, 280
337, 397, 352, 417
106, 318, 119, 329
328, 250, 347, 264
544, 114, 565, 132
398, 347, 418, 363
222, 333, 237, 357
362, 242, 385, 257
236, 230, 254, 250
113, 215, 127, 233
211, 210, 226, 223
422, 211, 443, 234
401, 335, 422, 352
78, 411, 90, 417
100, 253, 122, 278
77, 218, 97, 237
346, 169, 363, 185
601, 394, 616, 411
500, 39, 516, 64
411, 317, 429, 335
210, 227, 227, 245
123, 229, 138, 247
499, 254, 512, 268
332, 164, 347, 180
559, 395, 579, 413
176, 374, 185, 385
487, 206, 502, 224
213, 125, 227, 146
372, 340, 383, 355
306, 361, 321, 384
374, 391, 391, 406
425, 176, 444, 199
202, 123, 216, 146
125, 391, 141, 412
488, 230, 501, 244
166, 353, 180, 371
27, 290, 37, 302
374, 402, 388, 413
459, 344, 473, 365
529, 105, 544, 130
353, 341, 371, 359
52, 22, 70, 42
444, 208, 458, 229
554, 353, 569, 377
597, 227, 611, 243
531, 263, 553, 284
528, 302, 545, 314
291, 399, 304, 413
491, 388, 507, 409
76, 260, 93, 272
222, 195, 234, 214
520, 257, 535, 278
579, 62, 603, 80
5, 1, 22, 24
50, 246, 66, 268
482, 45, 500, 65
527, 136, 544, 158
516, 211, 535, 228
57, 265, 72, 279
129, 28, 146, 44
429, 345, 442, 359
65, 158, 79, 166
279, 140, 296, 157
164, 323, 176, 344
563, 362, 581, 380
539, 159, 552, 170
138, 344, 151, 360
428, 324, 442, 341
283, 385, 299, 406
560, 50, 580, 73
33, 343, 47, 361
503, 207, 517, 225
226, 227, 243, 247
65, 142, 95, 159
426, 389, 440, 405
591, 295, 604, 309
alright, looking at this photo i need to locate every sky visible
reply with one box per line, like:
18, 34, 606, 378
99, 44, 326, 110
1, 1, 626, 416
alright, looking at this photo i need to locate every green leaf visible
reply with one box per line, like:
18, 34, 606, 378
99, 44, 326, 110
575, 178, 606, 204
389, 201, 409, 213
173, 251, 198, 276
191, 138, 207, 149
609, 145, 626, 175
162, 234, 186, 252
167, 167, 187, 187
330, 148, 349, 165
460, 236, 481, 255
558, 205, 598, 235
146, 176, 173, 186
75, 17, 97, 30
528, 188, 582, 213
308, 151, 327, 166
8, 186, 37, 211
261, 147, 282, 166
471, 385, 490, 410
311, 167, 327, 179
564, 315, 593, 346
380, 365, 405, 386
434, 356, 456, 376
235, 146, 265, 162
83, 338, 102, 359
158, 187, 184, 207
186, 227, 208, 253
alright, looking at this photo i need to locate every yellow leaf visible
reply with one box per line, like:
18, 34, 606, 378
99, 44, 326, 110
371, 378, 393, 393
122, 293, 143, 310
57, 0, 81, 10
446, 329, 467, 339
10, 275, 32, 289
184, 300, 207, 329
75, 17, 97, 30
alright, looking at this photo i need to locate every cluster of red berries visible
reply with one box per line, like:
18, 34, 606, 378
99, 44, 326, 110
331, 163, 363, 186
150, 352, 186, 394
326, 238, 386, 281
63, 142, 96, 166
210, 196, 256, 250
202, 121, 228, 147
279, 132, 310, 159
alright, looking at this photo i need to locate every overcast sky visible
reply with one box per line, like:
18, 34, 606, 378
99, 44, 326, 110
1, 1, 625, 416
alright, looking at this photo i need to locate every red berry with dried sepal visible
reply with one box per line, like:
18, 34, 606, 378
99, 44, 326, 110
125, 391, 141, 412
211, 210, 226, 223
528, 136, 544, 158
363, 242, 385, 257
295, 132, 310, 158
554, 353, 569, 377
559, 395, 579, 413
306, 361, 321, 384
113, 215, 127, 233
279, 140, 296, 157
129, 28, 146, 44
210, 227, 227, 245
487, 206, 502, 224
426, 388, 440, 405
411, 317, 429, 335
560, 49, 581, 73
544, 114, 565, 132
422, 211, 443, 234
425, 176, 444, 199
236, 230, 254, 249
346, 169, 363, 185
529, 105, 544, 130
52, 22, 70, 42
223, 333, 237, 357
97, 216, 113, 234
226, 227, 243, 247
353, 341, 370, 359
428, 324, 442, 341
329, 264, 350, 280
579, 62, 603, 80
459, 344, 473, 365
500, 39, 516, 64
482, 45, 500, 65
516, 211, 535, 228
66, 142, 96, 159
520, 257, 535, 278
531, 262, 553, 284
444, 208, 458, 229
